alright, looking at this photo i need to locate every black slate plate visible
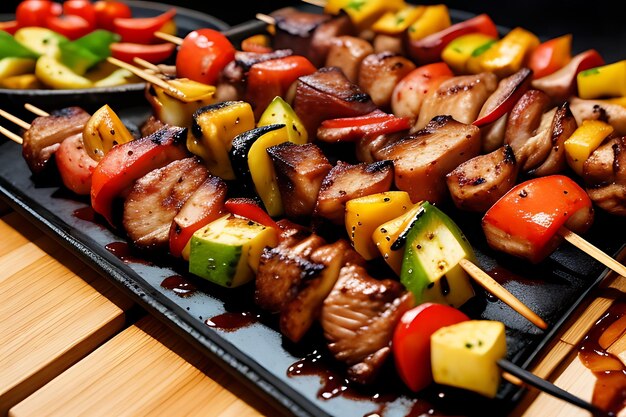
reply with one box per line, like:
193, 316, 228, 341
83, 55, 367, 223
2, 8, 626, 417
0, 1, 229, 117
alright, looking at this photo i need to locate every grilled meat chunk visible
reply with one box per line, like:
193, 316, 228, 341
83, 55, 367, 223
481, 114, 508, 153
255, 234, 326, 313
271, 8, 332, 60
140, 115, 166, 138
314, 160, 394, 224
280, 240, 364, 343
584, 137, 626, 216
55, 133, 98, 196
309, 14, 356, 68
414, 72, 498, 131
267, 142, 332, 220
569, 97, 626, 136
358, 52, 415, 109
325, 36, 375, 83
583, 137, 622, 186
321, 264, 413, 384
355, 131, 404, 163
22, 106, 90, 175
587, 184, 626, 216
504, 89, 552, 156
293, 67, 377, 139
378, 115, 481, 204
446, 145, 518, 212
123, 157, 208, 250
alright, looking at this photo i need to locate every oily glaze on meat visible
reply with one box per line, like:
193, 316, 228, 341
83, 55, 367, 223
569, 97, 626, 136
123, 157, 208, 250
325, 36, 375, 83
308, 14, 356, 68
584, 137, 626, 216
446, 145, 518, 212
320, 264, 413, 384
358, 52, 416, 109
271, 8, 332, 60
293, 67, 377, 138
22, 107, 91, 175
378, 115, 481, 204
314, 160, 394, 224
267, 142, 332, 220
413, 72, 498, 131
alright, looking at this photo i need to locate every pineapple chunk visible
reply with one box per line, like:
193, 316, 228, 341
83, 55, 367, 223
431, 320, 507, 398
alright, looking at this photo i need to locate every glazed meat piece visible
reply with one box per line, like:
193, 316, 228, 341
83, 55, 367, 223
355, 131, 404, 163
280, 240, 364, 343
271, 8, 332, 59
309, 14, 356, 68
123, 157, 208, 250
569, 97, 626, 136
293, 67, 377, 138
325, 36, 374, 83
255, 234, 326, 313
314, 160, 394, 224
140, 115, 166, 138
413, 72, 498, 131
358, 52, 416, 109
276, 218, 311, 246
22, 106, 90, 175
267, 142, 332, 220
373, 34, 404, 55
378, 115, 481, 204
584, 137, 626, 216
481, 114, 508, 153
320, 264, 413, 385
446, 145, 518, 212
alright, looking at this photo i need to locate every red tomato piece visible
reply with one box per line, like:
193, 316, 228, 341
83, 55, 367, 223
63, 0, 97, 28
113, 9, 176, 44
176, 28, 236, 86
46, 14, 93, 40
55, 133, 98, 196
0, 20, 19, 35
393, 303, 470, 392
224, 198, 280, 232
110, 42, 175, 64
482, 175, 595, 263
16, 0, 61, 28
93, 1, 132, 32
528, 34, 572, 80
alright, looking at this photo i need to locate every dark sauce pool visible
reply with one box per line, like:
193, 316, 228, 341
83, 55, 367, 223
160, 275, 197, 298
205, 311, 261, 332
105, 241, 152, 265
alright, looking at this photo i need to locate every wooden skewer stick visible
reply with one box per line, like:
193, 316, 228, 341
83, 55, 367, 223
24, 103, 49, 117
106, 57, 183, 98
459, 258, 549, 330
0, 108, 30, 130
558, 227, 626, 278
255, 13, 276, 26
302, 0, 327, 7
154, 31, 183, 45
0, 125, 23, 145
133, 57, 161, 73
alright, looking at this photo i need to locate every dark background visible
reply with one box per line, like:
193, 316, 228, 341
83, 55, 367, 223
2, 1, 625, 62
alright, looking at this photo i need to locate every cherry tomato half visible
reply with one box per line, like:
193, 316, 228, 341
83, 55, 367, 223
176, 28, 235, 85
46, 14, 93, 40
16, 0, 61, 28
94, 1, 132, 32
110, 42, 175, 64
63, 0, 97, 28
113, 8, 176, 44
392, 303, 469, 392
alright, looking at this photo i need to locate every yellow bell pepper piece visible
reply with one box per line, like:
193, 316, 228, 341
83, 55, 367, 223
476, 27, 539, 78
441, 34, 497, 74
82, 104, 135, 161
0, 73, 41, 89
0, 57, 36, 79
345, 191, 413, 260
577, 60, 626, 99
372, 5, 425, 35
372, 202, 423, 275
564, 120, 614, 176
188, 101, 256, 180
146, 77, 216, 128
407, 4, 451, 41
603, 96, 626, 107
331, 0, 405, 31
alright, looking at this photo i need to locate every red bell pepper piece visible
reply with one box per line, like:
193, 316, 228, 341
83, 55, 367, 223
176, 28, 236, 86
110, 42, 175, 64
528, 34, 572, 80
473, 67, 532, 127
482, 175, 594, 263
91, 126, 188, 226
55, 134, 98, 196
244, 55, 317, 119
112, 8, 176, 44
0, 21, 19, 35
224, 197, 280, 232
407, 13, 499, 64
46, 14, 94, 40
317, 110, 411, 142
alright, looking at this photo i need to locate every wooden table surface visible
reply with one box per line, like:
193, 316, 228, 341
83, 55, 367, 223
0, 197, 624, 417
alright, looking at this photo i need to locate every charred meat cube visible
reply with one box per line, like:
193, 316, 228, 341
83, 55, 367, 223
321, 264, 413, 385
123, 157, 208, 251
584, 136, 626, 216
22, 106, 90, 175
378, 115, 481, 204
271, 8, 332, 60
293, 67, 377, 139
358, 52, 415, 109
309, 14, 356, 68
314, 160, 394, 224
267, 142, 332, 220
446, 145, 519, 212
